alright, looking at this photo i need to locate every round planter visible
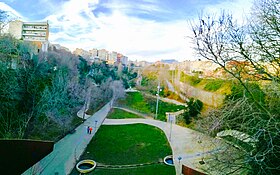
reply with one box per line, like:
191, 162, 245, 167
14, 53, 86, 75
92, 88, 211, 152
164, 155, 174, 166
76, 159, 96, 173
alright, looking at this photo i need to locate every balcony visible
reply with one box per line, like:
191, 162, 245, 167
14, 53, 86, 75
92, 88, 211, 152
22, 32, 46, 37
22, 26, 48, 31
23, 36, 46, 42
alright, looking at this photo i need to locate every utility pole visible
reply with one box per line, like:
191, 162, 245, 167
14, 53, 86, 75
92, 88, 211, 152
94, 120, 98, 134
169, 113, 173, 141
155, 81, 160, 119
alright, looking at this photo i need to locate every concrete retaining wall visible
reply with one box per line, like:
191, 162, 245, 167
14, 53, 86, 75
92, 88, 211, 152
178, 82, 225, 107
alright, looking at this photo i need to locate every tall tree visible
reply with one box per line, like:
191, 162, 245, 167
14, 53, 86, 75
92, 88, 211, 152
0, 10, 9, 35
191, 0, 280, 174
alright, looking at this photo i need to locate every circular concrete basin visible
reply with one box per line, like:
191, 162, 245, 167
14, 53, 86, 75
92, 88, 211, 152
164, 155, 174, 166
76, 159, 96, 173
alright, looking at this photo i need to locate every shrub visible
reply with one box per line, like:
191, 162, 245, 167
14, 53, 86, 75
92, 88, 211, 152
180, 72, 201, 86
204, 79, 224, 91
227, 82, 265, 104
189, 74, 201, 86
183, 98, 203, 124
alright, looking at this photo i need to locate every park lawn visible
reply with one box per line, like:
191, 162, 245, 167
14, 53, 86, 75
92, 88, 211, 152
117, 92, 151, 113
70, 124, 175, 175
153, 98, 185, 121
107, 108, 143, 119
117, 92, 186, 121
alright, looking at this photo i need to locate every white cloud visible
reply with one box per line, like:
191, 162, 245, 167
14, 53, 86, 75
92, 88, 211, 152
0, 2, 24, 19
102, 0, 168, 15
44, 0, 194, 62
1, 0, 254, 62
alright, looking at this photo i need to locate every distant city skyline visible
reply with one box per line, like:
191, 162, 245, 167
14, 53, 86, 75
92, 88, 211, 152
0, 0, 253, 62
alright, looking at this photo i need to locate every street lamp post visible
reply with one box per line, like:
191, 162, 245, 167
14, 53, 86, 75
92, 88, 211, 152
94, 120, 98, 134
178, 156, 182, 164
168, 113, 173, 141
155, 81, 160, 119
178, 156, 182, 174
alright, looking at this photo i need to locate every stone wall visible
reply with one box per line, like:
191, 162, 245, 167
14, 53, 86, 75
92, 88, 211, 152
178, 82, 225, 107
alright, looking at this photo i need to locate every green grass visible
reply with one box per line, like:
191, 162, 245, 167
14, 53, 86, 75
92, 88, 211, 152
180, 72, 234, 94
154, 99, 186, 121
117, 92, 186, 121
117, 92, 151, 113
203, 79, 224, 91
107, 108, 143, 119
70, 124, 175, 175
180, 72, 201, 86
162, 90, 185, 103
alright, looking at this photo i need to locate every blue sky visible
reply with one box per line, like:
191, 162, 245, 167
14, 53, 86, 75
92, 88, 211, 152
0, 0, 253, 61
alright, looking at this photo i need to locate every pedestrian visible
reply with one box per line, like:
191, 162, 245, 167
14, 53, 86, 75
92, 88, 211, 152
87, 126, 90, 134
89, 127, 93, 134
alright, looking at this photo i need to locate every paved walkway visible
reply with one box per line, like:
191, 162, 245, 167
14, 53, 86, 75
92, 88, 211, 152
103, 118, 225, 175
125, 88, 139, 92
76, 104, 91, 120
112, 106, 152, 119
143, 92, 188, 107
22, 100, 113, 175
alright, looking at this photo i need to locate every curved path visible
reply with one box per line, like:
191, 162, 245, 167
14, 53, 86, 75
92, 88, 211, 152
22, 100, 113, 175
143, 92, 188, 107
103, 118, 225, 175
77, 105, 91, 120
112, 106, 152, 119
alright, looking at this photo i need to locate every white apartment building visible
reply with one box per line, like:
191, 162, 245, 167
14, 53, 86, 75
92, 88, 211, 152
89, 48, 98, 58
8, 20, 49, 52
108, 51, 117, 61
120, 55, 128, 66
98, 49, 108, 60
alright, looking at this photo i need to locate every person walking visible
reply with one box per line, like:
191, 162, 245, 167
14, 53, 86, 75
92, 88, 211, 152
89, 127, 93, 134
87, 126, 90, 134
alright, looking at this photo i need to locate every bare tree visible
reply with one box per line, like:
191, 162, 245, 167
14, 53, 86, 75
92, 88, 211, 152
191, 0, 279, 84
111, 80, 125, 102
191, 0, 280, 174
88, 78, 113, 110
0, 10, 9, 35
0, 36, 86, 139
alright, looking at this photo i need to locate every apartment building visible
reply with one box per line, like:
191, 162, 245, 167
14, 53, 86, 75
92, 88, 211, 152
121, 56, 128, 66
89, 48, 98, 58
73, 48, 90, 58
108, 51, 117, 61
73, 47, 129, 65
98, 49, 109, 61
8, 20, 49, 52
